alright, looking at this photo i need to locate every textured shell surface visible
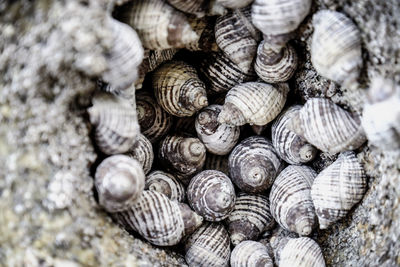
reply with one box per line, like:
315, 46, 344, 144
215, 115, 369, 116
187, 170, 236, 221
145, 170, 185, 202
230, 241, 273, 267
195, 104, 240, 155
167, 0, 208, 17
270, 165, 317, 235
229, 136, 283, 193
216, 0, 254, 9
288, 98, 366, 154
311, 10, 362, 89
279, 237, 326, 267
204, 153, 230, 175
95, 155, 145, 213
226, 192, 274, 245
311, 151, 366, 229
152, 60, 208, 117
125, 134, 154, 174
186, 16, 219, 51
272, 106, 318, 165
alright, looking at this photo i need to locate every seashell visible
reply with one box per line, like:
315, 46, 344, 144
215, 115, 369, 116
288, 98, 366, 154
311, 151, 366, 229
311, 10, 362, 89
152, 60, 208, 117
187, 170, 236, 222
218, 82, 289, 126
226, 192, 275, 245
125, 134, 154, 174
145, 170, 186, 202
277, 237, 325, 266
229, 136, 283, 193
230, 241, 273, 267
204, 153, 229, 175
272, 106, 318, 165
269, 165, 317, 235
195, 104, 240, 155
216, 0, 254, 9
88, 92, 140, 155
167, 0, 208, 18
185, 222, 231, 267
185, 16, 219, 52
95, 155, 145, 213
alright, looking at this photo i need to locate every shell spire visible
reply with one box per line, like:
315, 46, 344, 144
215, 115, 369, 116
145, 170, 186, 202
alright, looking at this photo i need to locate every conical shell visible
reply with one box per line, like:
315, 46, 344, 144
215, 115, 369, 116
216, 0, 254, 9
288, 98, 366, 154
272, 106, 318, 165
125, 134, 154, 174
311, 151, 366, 229
311, 10, 362, 89
145, 170, 185, 202
167, 0, 208, 17
229, 136, 283, 193
186, 16, 219, 52
152, 60, 208, 117
204, 153, 229, 175
276, 237, 325, 266
95, 155, 145, 213
187, 170, 236, 222
270, 165, 317, 235
230, 241, 273, 267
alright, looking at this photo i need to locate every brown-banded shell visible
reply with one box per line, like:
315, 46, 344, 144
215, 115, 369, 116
125, 134, 154, 174
216, 0, 254, 9
204, 153, 229, 175
187, 170, 236, 222
229, 136, 283, 193
288, 98, 366, 154
95, 155, 145, 213
195, 105, 240, 155
311, 151, 366, 229
218, 82, 289, 126
145, 170, 185, 202
152, 60, 208, 117
186, 16, 219, 52
167, 0, 208, 18
277, 237, 325, 267
230, 241, 273, 267
270, 165, 317, 235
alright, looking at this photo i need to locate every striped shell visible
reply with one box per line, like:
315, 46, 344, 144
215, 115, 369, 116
167, 0, 207, 17
152, 60, 208, 117
288, 98, 366, 154
145, 170, 185, 202
270, 165, 317, 235
125, 134, 154, 174
218, 82, 289, 126
95, 155, 145, 213
311, 151, 366, 229
187, 170, 236, 222
204, 153, 229, 175
216, 0, 254, 9
231, 241, 273, 267
229, 136, 283, 193
272, 106, 318, 165
278, 237, 325, 267
186, 16, 219, 52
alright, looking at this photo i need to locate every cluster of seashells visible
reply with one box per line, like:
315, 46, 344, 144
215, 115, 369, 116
83, 0, 393, 265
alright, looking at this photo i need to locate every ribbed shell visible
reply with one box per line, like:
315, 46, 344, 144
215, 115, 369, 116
226, 193, 274, 245
288, 98, 366, 154
145, 170, 185, 202
311, 151, 366, 229
167, 0, 207, 17
279, 237, 326, 267
229, 136, 283, 193
272, 106, 318, 165
218, 82, 289, 126
270, 165, 317, 235
186, 16, 219, 51
230, 241, 273, 267
204, 153, 229, 175
95, 155, 145, 213
152, 60, 208, 117
311, 10, 362, 89
125, 134, 154, 174
216, 0, 254, 9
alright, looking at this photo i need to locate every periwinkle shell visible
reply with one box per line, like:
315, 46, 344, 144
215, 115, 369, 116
145, 170, 185, 202
125, 134, 153, 174
230, 241, 273, 267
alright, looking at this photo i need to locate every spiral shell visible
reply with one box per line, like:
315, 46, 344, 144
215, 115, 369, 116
278, 237, 325, 267
216, 0, 254, 9
229, 136, 283, 193
187, 170, 236, 222
204, 153, 229, 175
167, 0, 208, 17
152, 60, 208, 117
272, 106, 318, 165
125, 134, 153, 174
145, 170, 185, 202
311, 151, 366, 229
186, 16, 219, 52
218, 82, 289, 126
230, 241, 273, 267
311, 10, 362, 89
288, 98, 366, 154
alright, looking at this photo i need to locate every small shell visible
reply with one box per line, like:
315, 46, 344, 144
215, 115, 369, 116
311, 151, 366, 229
216, 0, 254, 9
218, 82, 289, 126
230, 241, 273, 267
152, 60, 208, 117
95, 155, 145, 213
195, 105, 240, 155
204, 153, 229, 175
187, 170, 236, 222
272, 106, 318, 165
167, 0, 208, 17
186, 16, 219, 52
145, 170, 186, 202
278, 237, 325, 267
125, 134, 154, 174
288, 98, 366, 154
226, 192, 274, 245
229, 136, 283, 193
311, 10, 362, 89
270, 165, 317, 235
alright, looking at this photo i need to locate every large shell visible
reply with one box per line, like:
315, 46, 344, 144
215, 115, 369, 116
167, 0, 208, 17
311, 151, 366, 229
272, 106, 318, 165
145, 170, 186, 202
216, 0, 254, 9
278, 237, 325, 267
95, 155, 145, 213
218, 82, 289, 126
311, 10, 362, 89
186, 16, 219, 51
288, 98, 366, 154
226, 192, 274, 245
270, 165, 317, 235
125, 134, 154, 174
204, 153, 229, 175
195, 105, 240, 155
229, 136, 283, 193
152, 60, 208, 117
230, 241, 273, 267
187, 170, 236, 222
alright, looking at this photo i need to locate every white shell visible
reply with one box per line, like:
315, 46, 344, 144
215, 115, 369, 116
279, 237, 325, 267
145, 170, 185, 202
231, 241, 273, 267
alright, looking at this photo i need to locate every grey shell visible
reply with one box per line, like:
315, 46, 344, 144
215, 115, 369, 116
145, 170, 185, 202
167, 0, 208, 18
278, 237, 326, 267
230, 240, 273, 267
186, 16, 219, 52
125, 134, 154, 174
